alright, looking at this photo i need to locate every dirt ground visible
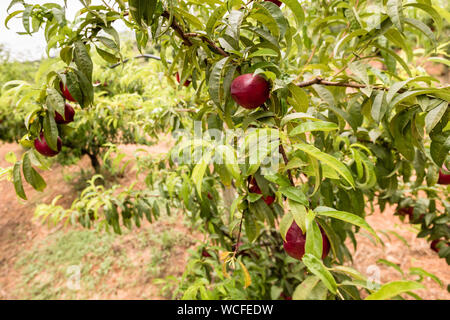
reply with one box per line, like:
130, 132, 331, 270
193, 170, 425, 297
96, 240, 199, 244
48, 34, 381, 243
0, 141, 449, 300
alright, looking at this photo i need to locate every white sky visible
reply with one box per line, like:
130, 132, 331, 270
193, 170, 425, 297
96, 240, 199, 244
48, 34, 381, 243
0, 0, 125, 61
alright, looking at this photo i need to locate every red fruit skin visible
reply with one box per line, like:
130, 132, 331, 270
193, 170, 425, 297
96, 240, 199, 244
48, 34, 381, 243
430, 240, 449, 253
283, 222, 330, 260
266, 0, 282, 6
280, 292, 292, 300
396, 206, 413, 219
59, 82, 76, 102
249, 177, 275, 205
54, 103, 75, 124
231, 74, 270, 109
175, 72, 191, 87
438, 169, 450, 185
201, 249, 212, 258
34, 132, 62, 157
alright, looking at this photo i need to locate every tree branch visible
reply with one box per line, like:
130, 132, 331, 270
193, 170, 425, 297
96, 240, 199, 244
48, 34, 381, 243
296, 77, 377, 90
161, 10, 193, 46
279, 144, 294, 186
184, 32, 229, 57
161, 11, 228, 57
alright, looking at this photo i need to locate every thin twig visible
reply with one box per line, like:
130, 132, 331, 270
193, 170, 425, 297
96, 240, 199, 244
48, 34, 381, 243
233, 214, 245, 258
184, 32, 229, 57
161, 10, 192, 46
279, 144, 294, 186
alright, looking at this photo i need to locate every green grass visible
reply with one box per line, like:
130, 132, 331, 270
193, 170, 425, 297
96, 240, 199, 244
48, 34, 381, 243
13, 213, 194, 299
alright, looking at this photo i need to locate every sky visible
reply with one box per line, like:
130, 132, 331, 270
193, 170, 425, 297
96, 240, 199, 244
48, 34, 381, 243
0, 0, 125, 61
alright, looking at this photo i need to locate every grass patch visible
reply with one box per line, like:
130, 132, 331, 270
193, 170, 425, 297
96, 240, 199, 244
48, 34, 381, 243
13, 213, 195, 299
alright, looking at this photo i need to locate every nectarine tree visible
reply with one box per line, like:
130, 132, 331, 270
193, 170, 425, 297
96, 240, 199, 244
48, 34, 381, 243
1, 0, 449, 300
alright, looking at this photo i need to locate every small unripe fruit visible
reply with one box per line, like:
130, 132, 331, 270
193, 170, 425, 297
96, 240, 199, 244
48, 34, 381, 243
34, 132, 62, 157
231, 73, 270, 109
266, 0, 282, 6
283, 222, 330, 260
59, 81, 76, 102
175, 72, 191, 87
438, 169, 450, 185
54, 103, 75, 124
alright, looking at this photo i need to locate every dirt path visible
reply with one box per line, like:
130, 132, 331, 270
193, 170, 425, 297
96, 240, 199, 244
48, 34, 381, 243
0, 142, 448, 299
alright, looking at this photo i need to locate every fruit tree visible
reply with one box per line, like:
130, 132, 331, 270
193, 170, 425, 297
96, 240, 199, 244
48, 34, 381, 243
1, 0, 449, 300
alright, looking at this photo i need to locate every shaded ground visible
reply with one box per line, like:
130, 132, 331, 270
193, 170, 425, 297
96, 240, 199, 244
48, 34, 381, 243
0, 142, 448, 300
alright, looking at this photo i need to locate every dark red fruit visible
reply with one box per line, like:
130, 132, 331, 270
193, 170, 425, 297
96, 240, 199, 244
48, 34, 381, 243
201, 248, 212, 258
248, 177, 275, 205
438, 169, 450, 185
266, 0, 282, 6
283, 222, 330, 260
175, 72, 191, 87
430, 240, 448, 253
396, 206, 413, 219
207, 192, 213, 200
54, 103, 75, 124
280, 292, 292, 300
59, 81, 76, 102
231, 73, 270, 109
34, 132, 62, 157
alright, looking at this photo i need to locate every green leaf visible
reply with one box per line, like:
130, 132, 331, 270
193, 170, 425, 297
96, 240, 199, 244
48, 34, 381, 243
281, 112, 318, 126
404, 3, 442, 37
302, 253, 337, 294
43, 111, 58, 151
206, 5, 227, 37
386, 0, 404, 32
192, 150, 213, 197
371, 90, 387, 123
96, 47, 119, 63
294, 143, 355, 188
305, 211, 323, 259
409, 267, 443, 288
289, 200, 307, 232
5, 151, 17, 164
425, 100, 448, 134
287, 84, 309, 112
293, 276, 327, 300
280, 0, 305, 29
365, 281, 424, 300
279, 211, 293, 241
209, 57, 231, 108
73, 41, 93, 82
404, 17, 436, 46
13, 162, 26, 200
289, 121, 338, 136
373, 43, 412, 77
315, 207, 379, 241
377, 259, 403, 276
22, 152, 46, 192
46, 88, 65, 118
279, 186, 308, 205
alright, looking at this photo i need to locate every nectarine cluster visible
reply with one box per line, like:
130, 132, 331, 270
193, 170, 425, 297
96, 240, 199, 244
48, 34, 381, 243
34, 81, 77, 157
